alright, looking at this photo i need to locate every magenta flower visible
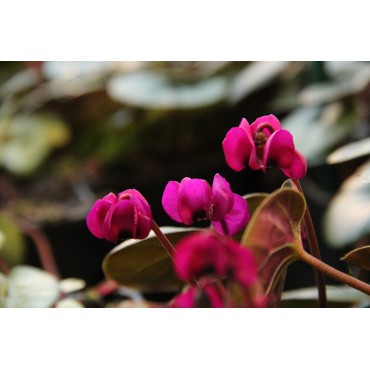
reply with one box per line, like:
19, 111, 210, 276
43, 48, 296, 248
173, 231, 258, 287
168, 230, 262, 308
222, 114, 307, 179
162, 173, 250, 236
86, 189, 152, 243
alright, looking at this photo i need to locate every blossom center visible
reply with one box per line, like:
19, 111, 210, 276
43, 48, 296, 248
118, 193, 131, 201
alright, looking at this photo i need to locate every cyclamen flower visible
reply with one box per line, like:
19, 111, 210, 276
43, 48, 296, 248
169, 230, 262, 308
86, 189, 152, 243
162, 173, 250, 236
222, 114, 307, 179
173, 230, 257, 287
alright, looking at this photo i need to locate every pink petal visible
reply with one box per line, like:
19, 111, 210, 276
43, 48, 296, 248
222, 127, 254, 172
211, 173, 234, 221
228, 245, 258, 287
250, 114, 282, 135
162, 181, 182, 223
105, 200, 135, 243
281, 150, 307, 179
174, 231, 229, 281
130, 195, 152, 239
178, 179, 212, 225
86, 193, 117, 239
201, 282, 225, 308
169, 287, 196, 308
263, 130, 296, 170
212, 194, 250, 236
239, 117, 252, 133
122, 189, 152, 220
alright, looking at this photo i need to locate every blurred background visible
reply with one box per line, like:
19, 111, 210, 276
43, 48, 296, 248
1, 61, 370, 303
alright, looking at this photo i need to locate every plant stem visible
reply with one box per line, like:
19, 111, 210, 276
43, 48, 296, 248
298, 249, 370, 296
18, 220, 61, 279
151, 220, 177, 258
150, 220, 197, 288
293, 179, 327, 307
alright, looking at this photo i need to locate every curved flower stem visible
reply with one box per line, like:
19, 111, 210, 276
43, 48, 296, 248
293, 179, 327, 307
151, 220, 177, 258
18, 220, 61, 279
151, 220, 198, 288
298, 248, 370, 296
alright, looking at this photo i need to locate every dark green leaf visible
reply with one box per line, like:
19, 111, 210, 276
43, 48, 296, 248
103, 227, 198, 293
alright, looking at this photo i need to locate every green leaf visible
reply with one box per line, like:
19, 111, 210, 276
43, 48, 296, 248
103, 227, 199, 293
341, 246, 370, 272
0, 215, 26, 267
241, 189, 306, 305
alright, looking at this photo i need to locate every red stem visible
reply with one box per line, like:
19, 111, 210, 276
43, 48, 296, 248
293, 179, 327, 307
18, 220, 60, 279
298, 249, 370, 296
151, 220, 177, 259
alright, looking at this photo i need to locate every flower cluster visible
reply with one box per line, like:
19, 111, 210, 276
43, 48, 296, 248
222, 114, 307, 179
162, 173, 250, 236
86, 113, 308, 308
169, 230, 262, 308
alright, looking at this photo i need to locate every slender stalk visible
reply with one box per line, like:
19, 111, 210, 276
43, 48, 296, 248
150, 220, 197, 288
298, 249, 370, 296
151, 220, 177, 258
293, 179, 327, 307
18, 220, 61, 279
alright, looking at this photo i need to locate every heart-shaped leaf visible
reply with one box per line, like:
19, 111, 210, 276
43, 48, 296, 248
341, 246, 370, 272
103, 227, 199, 293
241, 189, 306, 306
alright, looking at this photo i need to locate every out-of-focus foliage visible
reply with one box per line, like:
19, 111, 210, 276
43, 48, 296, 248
0, 265, 59, 308
324, 160, 370, 248
0, 214, 26, 267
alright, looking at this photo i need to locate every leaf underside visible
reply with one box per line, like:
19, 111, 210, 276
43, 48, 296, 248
241, 189, 306, 306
